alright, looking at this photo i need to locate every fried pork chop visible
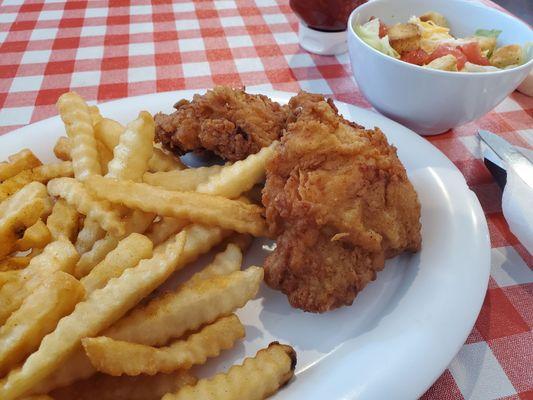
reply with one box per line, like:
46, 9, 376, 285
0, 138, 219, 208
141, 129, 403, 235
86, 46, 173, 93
154, 86, 288, 161
262, 92, 422, 313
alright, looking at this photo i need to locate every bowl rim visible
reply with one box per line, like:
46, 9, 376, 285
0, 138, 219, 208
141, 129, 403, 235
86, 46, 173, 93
348, 0, 533, 77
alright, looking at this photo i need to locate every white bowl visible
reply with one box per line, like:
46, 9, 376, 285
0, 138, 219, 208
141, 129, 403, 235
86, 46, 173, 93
347, 0, 533, 135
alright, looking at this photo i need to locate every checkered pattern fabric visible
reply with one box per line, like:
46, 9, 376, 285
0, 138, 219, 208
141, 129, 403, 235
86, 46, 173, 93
0, 0, 531, 398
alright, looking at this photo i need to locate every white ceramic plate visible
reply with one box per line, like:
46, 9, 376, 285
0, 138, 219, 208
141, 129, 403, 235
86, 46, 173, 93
0, 90, 490, 400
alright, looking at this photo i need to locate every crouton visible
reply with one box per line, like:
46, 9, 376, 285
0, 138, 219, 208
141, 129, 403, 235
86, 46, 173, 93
425, 54, 458, 71
473, 35, 497, 57
490, 45, 523, 68
388, 23, 421, 53
420, 11, 448, 28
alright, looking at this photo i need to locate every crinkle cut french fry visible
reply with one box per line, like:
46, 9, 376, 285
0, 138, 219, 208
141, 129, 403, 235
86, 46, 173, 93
88, 105, 103, 126
0, 180, 47, 216
145, 217, 189, 246
176, 224, 229, 269
149, 146, 186, 172
57, 92, 101, 180
196, 143, 276, 199
0, 195, 51, 257
28, 248, 43, 259
36, 161, 74, 181
50, 371, 196, 400
106, 111, 155, 182
97, 140, 113, 175
32, 224, 224, 389
47, 177, 125, 237
16, 220, 52, 251
94, 118, 123, 151
93, 118, 185, 172
0, 238, 79, 326
0, 270, 19, 287
74, 210, 155, 278
0, 271, 85, 376
0, 232, 187, 400
75, 218, 106, 255
83, 314, 245, 376
0, 256, 31, 272
0, 161, 74, 202
53, 137, 114, 174
0, 182, 52, 258
162, 342, 297, 400
125, 209, 156, 234
0, 198, 49, 258
81, 233, 153, 294
46, 199, 79, 242
0, 149, 41, 182
159, 226, 219, 270
143, 165, 223, 191
75, 235, 119, 279
54, 137, 71, 161
87, 176, 267, 237
106, 267, 263, 346
183, 243, 242, 289
29, 349, 95, 395
79, 222, 225, 279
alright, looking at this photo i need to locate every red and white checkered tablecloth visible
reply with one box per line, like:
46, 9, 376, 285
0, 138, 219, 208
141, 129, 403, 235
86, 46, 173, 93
0, 0, 531, 398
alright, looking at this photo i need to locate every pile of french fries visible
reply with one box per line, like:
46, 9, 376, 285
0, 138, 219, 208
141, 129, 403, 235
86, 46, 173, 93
0, 92, 296, 400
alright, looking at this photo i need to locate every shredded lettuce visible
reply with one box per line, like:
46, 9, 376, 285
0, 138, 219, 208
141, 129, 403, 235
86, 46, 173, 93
475, 29, 502, 38
353, 19, 400, 59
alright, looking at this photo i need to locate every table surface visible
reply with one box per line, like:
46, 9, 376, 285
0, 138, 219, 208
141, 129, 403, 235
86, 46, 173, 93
493, 0, 532, 24
0, 1, 531, 399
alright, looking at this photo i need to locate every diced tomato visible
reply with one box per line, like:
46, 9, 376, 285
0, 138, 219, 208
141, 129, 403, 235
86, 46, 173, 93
401, 49, 429, 65
459, 41, 490, 66
369, 16, 388, 38
378, 20, 388, 38
427, 45, 467, 70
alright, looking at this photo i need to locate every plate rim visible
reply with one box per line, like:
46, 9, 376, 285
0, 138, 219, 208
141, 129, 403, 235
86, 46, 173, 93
0, 89, 491, 400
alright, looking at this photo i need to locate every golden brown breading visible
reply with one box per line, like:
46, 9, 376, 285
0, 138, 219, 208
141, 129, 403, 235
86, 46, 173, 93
262, 92, 421, 313
154, 86, 288, 161
387, 23, 421, 53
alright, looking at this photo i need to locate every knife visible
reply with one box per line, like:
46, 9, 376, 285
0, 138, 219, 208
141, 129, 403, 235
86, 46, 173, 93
478, 130, 533, 189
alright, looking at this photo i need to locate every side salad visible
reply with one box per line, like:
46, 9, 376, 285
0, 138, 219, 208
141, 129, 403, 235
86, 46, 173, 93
354, 11, 532, 72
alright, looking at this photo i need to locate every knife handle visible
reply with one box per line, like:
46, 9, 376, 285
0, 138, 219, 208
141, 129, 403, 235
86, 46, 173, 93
484, 158, 507, 190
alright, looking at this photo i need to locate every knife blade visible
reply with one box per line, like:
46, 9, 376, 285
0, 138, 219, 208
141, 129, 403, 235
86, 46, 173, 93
478, 130, 533, 189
